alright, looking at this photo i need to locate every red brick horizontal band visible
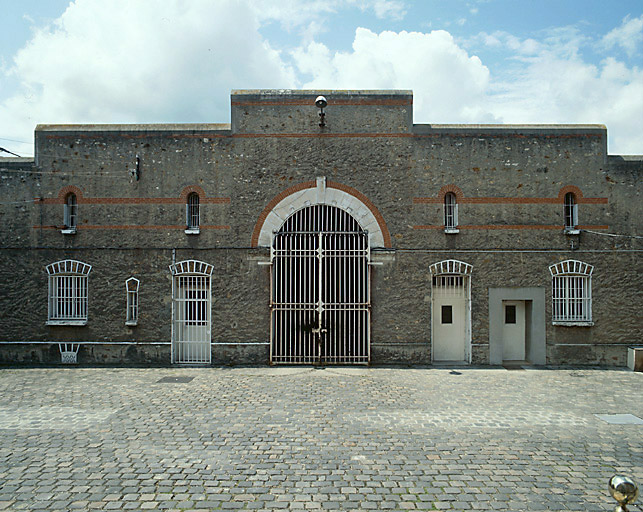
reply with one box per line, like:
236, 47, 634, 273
413, 197, 608, 205
231, 99, 412, 106
413, 225, 609, 230
34, 225, 231, 230
45, 133, 230, 140
39, 196, 230, 205
232, 132, 412, 139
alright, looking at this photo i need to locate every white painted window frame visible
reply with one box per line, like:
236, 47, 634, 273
564, 193, 579, 234
62, 193, 77, 234
46, 260, 92, 326
549, 260, 593, 326
125, 277, 139, 326
444, 193, 459, 233
185, 193, 200, 234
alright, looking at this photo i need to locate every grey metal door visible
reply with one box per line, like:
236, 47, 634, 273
270, 205, 370, 364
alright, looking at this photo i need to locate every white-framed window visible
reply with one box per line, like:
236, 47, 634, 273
125, 277, 139, 326
46, 260, 92, 325
62, 193, 77, 234
549, 260, 593, 325
185, 192, 200, 234
564, 192, 579, 233
444, 192, 459, 233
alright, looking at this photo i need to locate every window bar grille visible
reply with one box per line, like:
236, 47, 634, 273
126, 278, 139, 325
64, 194, 77, 229
444, 194, 458, 229
186, 194, 200, 229
564, 194, 578, 229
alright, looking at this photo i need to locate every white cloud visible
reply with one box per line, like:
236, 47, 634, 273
601, 14, 643, 57
293, 28, 493, 123
487, 40, 643, 154
2, 1, 642, 156
0, 0, 297, 155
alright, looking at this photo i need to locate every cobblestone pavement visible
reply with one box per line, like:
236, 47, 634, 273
0, 366, 641, 512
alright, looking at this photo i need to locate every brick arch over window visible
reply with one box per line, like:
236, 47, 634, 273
179, 185, 206, 203
55, 186, 84, 203
557, 186, 583, 202
252, 178, 391, 248
438, 185, 464, 202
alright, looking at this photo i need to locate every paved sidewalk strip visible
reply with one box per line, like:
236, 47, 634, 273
0, 367, 641, 511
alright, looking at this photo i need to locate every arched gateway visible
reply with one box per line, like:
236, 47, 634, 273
270, 204, 371, 364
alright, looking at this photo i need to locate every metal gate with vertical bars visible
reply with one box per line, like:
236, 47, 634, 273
170, 260, 213, 364
270, 205, 370, 364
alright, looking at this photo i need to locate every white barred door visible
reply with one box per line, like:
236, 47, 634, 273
170, 260, 213, 364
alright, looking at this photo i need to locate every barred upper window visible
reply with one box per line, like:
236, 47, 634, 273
46, 260, 92, 325
186, 192, 200, 232
125, 277, 139, 326
63, 193, 77, 232
564, 192, 578, 231
444, 192, 458, 231
549, 260, 593, 325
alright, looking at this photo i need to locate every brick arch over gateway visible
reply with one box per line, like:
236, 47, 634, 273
252, 178, 391, 248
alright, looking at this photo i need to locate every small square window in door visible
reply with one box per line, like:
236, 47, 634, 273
505, 304, 516, 324
441, 305, 452, 324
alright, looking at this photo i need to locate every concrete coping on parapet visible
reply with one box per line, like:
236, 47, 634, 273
608, 155, 643, 161
0, 157, 35, 168
0, 157, 34, 163
412, 123, 607, 136
35, 123, 232, 134
232, 89, 413, 98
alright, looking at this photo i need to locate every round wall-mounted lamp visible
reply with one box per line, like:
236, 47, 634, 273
315, 96, 327, 127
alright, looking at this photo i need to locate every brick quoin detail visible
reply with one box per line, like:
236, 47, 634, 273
251, 180, 392, 248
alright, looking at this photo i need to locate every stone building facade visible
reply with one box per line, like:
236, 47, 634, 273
0, 89, 641, 366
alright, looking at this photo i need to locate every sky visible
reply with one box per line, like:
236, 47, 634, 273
1, 0, 642, 157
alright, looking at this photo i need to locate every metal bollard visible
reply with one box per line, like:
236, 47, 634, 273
608, 475, 639, 512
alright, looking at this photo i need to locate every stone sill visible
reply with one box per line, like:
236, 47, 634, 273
552, 321, 594, 327
46, 320, 87, 326
444, 228, 460, 234
61, 228, 76, 235
185, 228, 200, 235
125, 321, 138, 327
564, 229, 581, 235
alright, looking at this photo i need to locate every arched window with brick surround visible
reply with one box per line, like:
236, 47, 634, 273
444, 192, 458, 232
186, 192, 200, 233
564, 192, 578, 232
63, 193, 77, 233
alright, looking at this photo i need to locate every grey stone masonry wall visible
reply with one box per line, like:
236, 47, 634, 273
0, 90, 640, 366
